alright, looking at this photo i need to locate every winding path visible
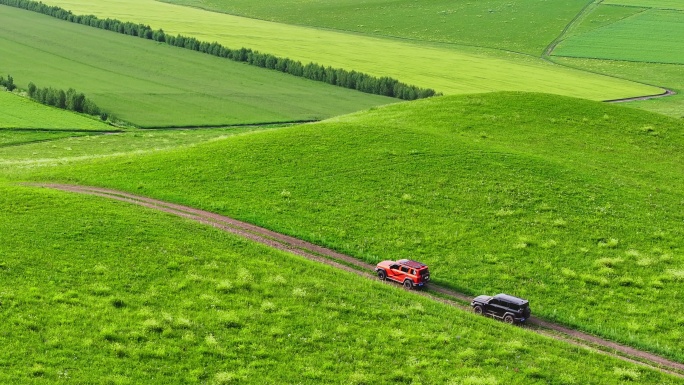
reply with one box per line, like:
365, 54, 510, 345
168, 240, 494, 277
33, 183, 684, 378
605, 89, 676, 103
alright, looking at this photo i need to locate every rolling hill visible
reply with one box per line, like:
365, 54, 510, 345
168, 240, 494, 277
7, 92, 684, 362
1, 182, 680, 383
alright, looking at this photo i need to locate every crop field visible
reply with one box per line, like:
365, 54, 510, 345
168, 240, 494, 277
565, 4, 644, 36
37, 0, 661, 100
0, 6, 392, 128
545, 1, 684, 117
160, 0, 588, 55
0, 92, 112, 131
1, 183, 682, 384
553, 8, 684, 65
604, 0, 684, 11
6, 93, 684, 363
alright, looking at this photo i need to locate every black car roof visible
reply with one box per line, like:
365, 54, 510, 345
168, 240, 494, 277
494, 293, 529, 306
397, 259, 427, 269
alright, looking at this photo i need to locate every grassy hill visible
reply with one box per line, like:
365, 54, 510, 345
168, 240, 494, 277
0, 5, 394, 127
7, 92, 684, 362
0, 183, 681, 384
36, 0, 661, 100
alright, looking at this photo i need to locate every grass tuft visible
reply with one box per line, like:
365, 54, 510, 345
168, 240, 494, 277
598, 238, 619, 248
594, 257, 624, 269
216, 280, 234, 294
581, 274, 609, 286
218, 312, 242, 329
213, 372, 239, 385
30, 364, 46, 377
614, 367, 640, 381
142, 319, 163, 333
111, 297, 126, 308
90, 285, 112, 296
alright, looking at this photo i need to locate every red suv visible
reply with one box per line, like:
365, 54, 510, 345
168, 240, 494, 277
375, 259, 430, 289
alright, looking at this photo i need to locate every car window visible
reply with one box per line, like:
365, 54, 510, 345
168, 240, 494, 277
490, 299, 499, 306
390, 264, 399, 270
400, 266, 409, 273
409, 269, 415, 275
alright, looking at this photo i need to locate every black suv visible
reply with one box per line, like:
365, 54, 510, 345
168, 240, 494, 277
471, 293, 531, 324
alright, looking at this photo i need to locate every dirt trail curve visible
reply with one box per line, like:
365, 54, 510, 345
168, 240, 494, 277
605, 89, 676, 103
34, 183, 684, 378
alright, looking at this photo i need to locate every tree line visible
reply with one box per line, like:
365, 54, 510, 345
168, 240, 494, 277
2, 71, 107, 119
0, 74, 16, 91
0, 0, 440, 100
27, 82, 105, 118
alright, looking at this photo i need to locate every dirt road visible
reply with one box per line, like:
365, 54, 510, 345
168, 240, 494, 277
605, 89, 676, 103
33, 183, 684, 378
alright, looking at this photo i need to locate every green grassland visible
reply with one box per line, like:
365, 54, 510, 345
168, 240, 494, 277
0, 6, 393, 128
0, 91, 112, 131
37, 0, 661, 100
0, 131, 91, 149
553, 8, 684, 65
604, 0, 684, 11
0, 126, 274, 172
7, 93, 684, 362
160, 0, 588, 55
0, 183, 681, 384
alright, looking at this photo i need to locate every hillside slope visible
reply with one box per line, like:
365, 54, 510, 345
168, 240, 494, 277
11, 92, 684, 361
2, 183, 682, 383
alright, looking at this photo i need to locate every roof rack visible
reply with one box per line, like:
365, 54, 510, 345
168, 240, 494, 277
397, 259, 427, 269
494, 293, 528, 305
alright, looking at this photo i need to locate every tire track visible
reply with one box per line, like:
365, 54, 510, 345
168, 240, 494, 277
31, 183, 684, 378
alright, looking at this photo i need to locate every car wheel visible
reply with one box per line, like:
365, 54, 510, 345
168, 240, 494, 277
403, 280, 413, 290
473, 305, 483, 315
503, 314, 515, 324
377, 270, 386, 280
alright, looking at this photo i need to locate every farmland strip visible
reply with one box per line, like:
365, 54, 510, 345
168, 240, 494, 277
31, 183, 684, 378
0, 0, 438, 100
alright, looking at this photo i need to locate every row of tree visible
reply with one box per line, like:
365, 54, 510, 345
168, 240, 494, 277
1, 0, 440, 100
1, 70, 107, 119
26, 82, 104, 117
0, 74, 16, 91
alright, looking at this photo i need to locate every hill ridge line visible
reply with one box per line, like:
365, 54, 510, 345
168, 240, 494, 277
29, 183, 684, 378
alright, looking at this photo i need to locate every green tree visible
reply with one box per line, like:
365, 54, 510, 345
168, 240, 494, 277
27, 82, 37, 98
